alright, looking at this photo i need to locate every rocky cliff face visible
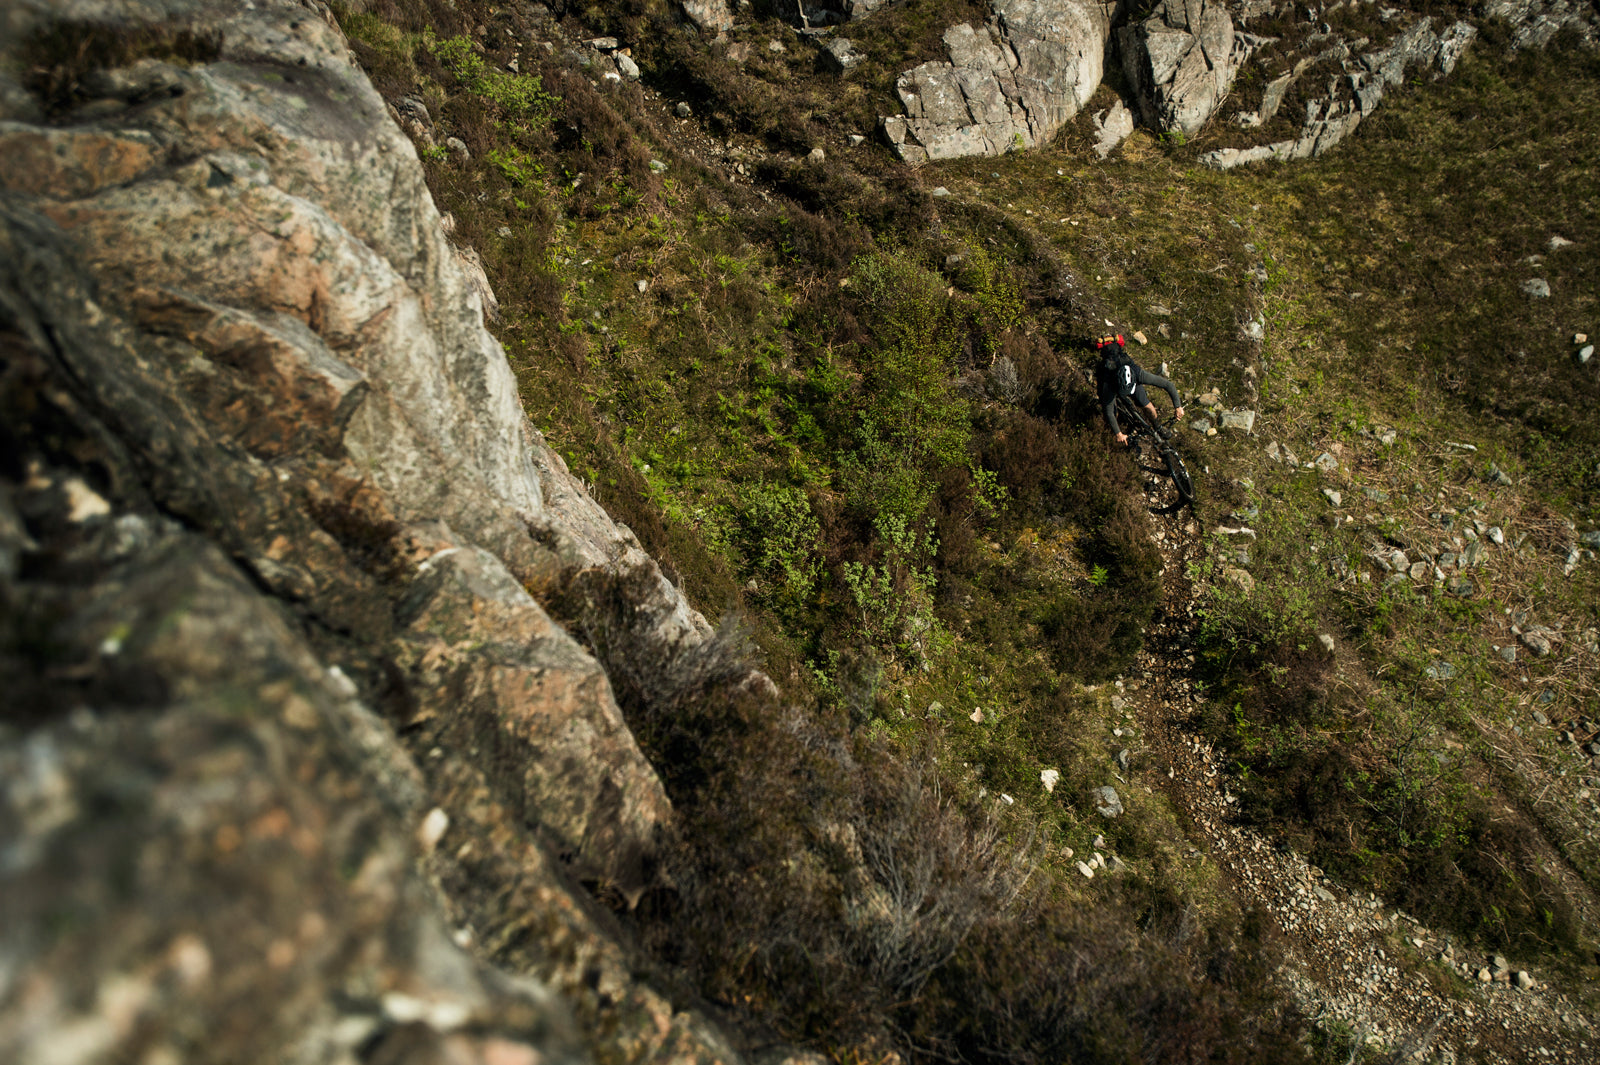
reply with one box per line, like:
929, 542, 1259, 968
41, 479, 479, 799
874, 0, 1599, 164
0, 1, 744, 1062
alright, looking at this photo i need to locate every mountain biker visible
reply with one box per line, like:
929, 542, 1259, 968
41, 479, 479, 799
1094, 334, 1183, 446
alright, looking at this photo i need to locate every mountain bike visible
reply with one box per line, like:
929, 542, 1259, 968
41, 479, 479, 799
1115, 394, 1194, 512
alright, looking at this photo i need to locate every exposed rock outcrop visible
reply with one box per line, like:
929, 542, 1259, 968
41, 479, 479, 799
877, 0, 1594, 164
883, 0, 1115, 162
1200, 17, 1477, 169
0, 1, 740, 1062
1118, 0, 1258, 140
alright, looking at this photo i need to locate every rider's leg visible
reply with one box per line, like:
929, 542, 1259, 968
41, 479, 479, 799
1142, 401, 1159, 422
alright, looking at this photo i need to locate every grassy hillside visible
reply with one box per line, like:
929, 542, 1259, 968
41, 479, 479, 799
337, 0, 1600, 1059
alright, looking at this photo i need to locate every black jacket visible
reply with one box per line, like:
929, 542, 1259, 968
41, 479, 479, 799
1096, 355, 1180, 435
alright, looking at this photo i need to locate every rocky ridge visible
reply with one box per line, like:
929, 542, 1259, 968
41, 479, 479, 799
862, 0, 1599, 165
0, 2, 751, 1062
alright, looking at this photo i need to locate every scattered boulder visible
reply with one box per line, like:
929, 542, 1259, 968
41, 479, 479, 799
824, 37, 866, 72
1223, 566, 1255, 594
1265, 441, 1300, 466
1093, 98, 1136, 158
1093, 785, 1124, 818
1219, 409, 1256, 432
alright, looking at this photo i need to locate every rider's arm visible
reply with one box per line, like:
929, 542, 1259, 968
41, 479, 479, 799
1101, 389, 1122, 435
1137, 368, 1181, 408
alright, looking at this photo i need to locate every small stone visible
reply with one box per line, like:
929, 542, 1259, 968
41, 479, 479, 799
1580, 345, 1595, 364
1314, 452, 1339, 472
1408, 561, 1428, 581
1115, 748, 1130, 772
806, 147, 826, 164
1574, 332, 1588, 344
1363, 487, 1389, 502
1532, 710, 1549, 726
1223, 567, 1255, 594
676, 101, 693, 117
497, 225, 512, 238
768, 39, 786, 53
1093, 785, 1123, 818
1486, 463, 1513, 487
1190, 418, 1212, 432
1040, 768, 1060, 793
1319, 634, 1335, 653
970, 706, 985, 724
1219, 409, 1256, 432
1519, 628, 1553, 657
931, 186, 951, 197
1476, 967, 1493, 983
445, 136, 470, 164
648, 159, 667, 173
1488, 526, 1504, 545
1492, 953, 1509, 973
1077, 860, 1096, 878
1132, 330, 1148, 344
1515, 970, 1535, 990
418, 807, 450, 853
848, 134, 865, 147
635, 279, 648, 294
1498, 644, 1516, 663
586, 36, 620, 50
1323, 488, 1342, 506
1425, 660, 1456, 680
1522, 279, 1551, 298
1198, 390, 1223, 408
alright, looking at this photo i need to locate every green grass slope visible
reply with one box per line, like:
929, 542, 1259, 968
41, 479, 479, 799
332, 0, 1600, 1058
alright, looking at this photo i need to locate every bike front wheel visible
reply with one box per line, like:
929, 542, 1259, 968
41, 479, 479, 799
1163, 447, 1194, 503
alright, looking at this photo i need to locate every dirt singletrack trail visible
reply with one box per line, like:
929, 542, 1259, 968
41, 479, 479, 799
1121, 494, 1597, 1064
